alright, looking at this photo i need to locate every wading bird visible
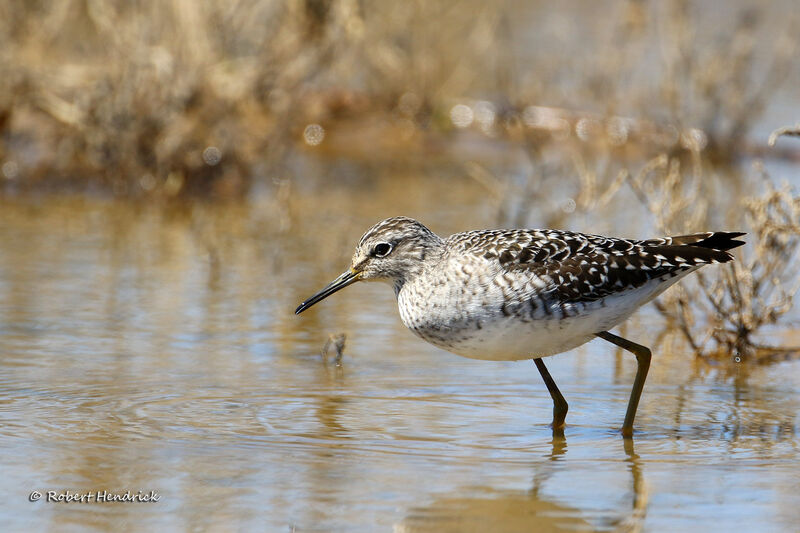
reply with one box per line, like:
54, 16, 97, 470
295, 217, 744, 437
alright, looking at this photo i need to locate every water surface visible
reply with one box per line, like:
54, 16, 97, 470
0, 193, 798, 532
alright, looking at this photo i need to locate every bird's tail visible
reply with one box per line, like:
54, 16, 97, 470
642, 232, 746, 264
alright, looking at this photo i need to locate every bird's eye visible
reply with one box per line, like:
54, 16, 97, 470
373, 242, 392, 257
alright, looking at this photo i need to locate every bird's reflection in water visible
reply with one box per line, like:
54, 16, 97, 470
617, 439, 647, 533
395, 436, 647, 533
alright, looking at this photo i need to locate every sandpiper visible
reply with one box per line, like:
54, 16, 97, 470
295, 217, 744, 437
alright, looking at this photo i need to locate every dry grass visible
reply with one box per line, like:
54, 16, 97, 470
0, 0, 510, 198
769, 124, 800, 147
1, 1, 797, 199
620, 154, 800, 363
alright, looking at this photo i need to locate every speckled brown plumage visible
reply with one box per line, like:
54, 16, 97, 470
447, 228, 744, 305
296, 217, 743, 360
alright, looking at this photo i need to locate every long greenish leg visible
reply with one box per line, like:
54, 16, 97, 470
596, 331, 652, 438
534, 358, 568, 431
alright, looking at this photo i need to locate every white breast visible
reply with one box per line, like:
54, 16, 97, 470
396, 262, 694, 361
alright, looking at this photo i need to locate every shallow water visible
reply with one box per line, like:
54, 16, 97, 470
0, 192, 799, 532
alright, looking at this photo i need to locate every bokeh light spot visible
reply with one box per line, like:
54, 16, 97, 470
304, 124, 325, 146
576, 118, 601, 142
450, 104, 474, 128
2, 161, 19, 180
606, 117, 630, 146
522, 106, 570, 137
474, 101, 496, 127
681, 128, 708, 152
139, 174, 157, 191
398, 92, 421, 116
203, 146, 222, 166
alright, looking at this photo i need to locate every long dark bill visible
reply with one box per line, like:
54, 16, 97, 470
295, 270, 359, 315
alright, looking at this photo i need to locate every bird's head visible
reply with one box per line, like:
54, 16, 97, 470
295, 217, 443, 314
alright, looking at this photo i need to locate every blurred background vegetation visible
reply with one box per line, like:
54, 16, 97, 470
1, 0, 799, 362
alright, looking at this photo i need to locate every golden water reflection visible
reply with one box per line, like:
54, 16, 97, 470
397, 439, 646, 533
0, 194, 799, 531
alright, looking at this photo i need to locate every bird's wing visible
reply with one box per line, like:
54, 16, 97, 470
450, 229, 744, 303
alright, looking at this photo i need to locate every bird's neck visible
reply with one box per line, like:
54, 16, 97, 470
393, 236, 445, 296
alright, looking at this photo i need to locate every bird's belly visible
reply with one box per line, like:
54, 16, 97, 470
399, 295, 613, 361
418, 313, 601, 361
399, 285, 670, 361
397, 264, 690, 361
